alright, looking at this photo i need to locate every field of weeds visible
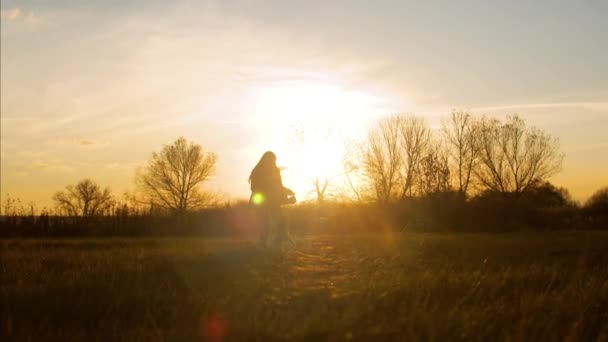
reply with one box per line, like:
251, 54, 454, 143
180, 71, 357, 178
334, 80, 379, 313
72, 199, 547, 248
2, 231, 608, 341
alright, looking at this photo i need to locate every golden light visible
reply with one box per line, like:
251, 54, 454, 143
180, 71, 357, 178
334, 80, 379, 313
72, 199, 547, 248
252, 79, 394, 200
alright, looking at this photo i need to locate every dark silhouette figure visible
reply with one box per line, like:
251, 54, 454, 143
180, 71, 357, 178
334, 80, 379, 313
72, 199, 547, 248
249, 151, 295, 246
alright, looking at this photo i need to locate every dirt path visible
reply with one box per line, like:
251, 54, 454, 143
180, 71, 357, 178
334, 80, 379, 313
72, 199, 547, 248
278, 236, 371, 303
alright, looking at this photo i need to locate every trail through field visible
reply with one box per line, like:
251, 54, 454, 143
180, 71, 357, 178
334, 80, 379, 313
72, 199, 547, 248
245, 236, 376, 340
253, 237, 359, 308
287, 239, 350, 298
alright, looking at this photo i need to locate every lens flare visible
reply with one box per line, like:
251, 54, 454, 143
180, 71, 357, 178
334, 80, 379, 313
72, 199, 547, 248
200, 315, 228, 342
251, 193, 264, 206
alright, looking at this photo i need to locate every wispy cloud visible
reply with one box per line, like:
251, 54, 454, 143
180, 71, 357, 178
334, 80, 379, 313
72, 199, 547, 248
0, 7, 21, 20
2, 1, 607, 205
27, 160, 73, 173
1, 7, 39, 24
8, 150, 76, 174
471, 102, 608, 112
564, 141, 608, 154
79, 139, 95, 146
104, 162, 142, 171
48, 138, 106, 148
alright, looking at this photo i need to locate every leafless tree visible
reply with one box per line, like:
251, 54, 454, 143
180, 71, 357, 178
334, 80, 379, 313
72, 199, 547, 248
338, 142, 366, 202
137, 137, 217, 212
3, 195, 27, 216
311, 176, 330, 203
476, 115, 563, 194
585, 187, 608, 212
398, 116, 431, 198
362, 115, 404, 203
418, 143, 451, 195
361, 114, 430, 202
441, 111, 480, 195
53, 179, 114, 216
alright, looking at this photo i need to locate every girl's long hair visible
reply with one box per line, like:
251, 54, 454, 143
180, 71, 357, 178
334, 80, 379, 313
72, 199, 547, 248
249, 151, 277, 184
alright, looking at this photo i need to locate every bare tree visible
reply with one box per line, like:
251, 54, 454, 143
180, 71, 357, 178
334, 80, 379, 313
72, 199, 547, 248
585, 187, 608, 212
441, 111, 480, 195
360, 114, 430, 202
338, 141, 365, 202
311, 176, 330, 203
3, 195, 27, 216
362, 115, 403, 203
398, 116, 430, 198
53, 179, 114, 216
476, 115, 563, 194
137, 137, 217, 212
418, 143, 451, 195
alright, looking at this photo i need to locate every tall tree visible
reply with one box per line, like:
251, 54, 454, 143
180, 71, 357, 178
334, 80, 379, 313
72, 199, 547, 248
418, 144, 451, 195
398, 116, 430, 198
363, 115, 403, 203
476, 115, 563, 194
441, 111, 480, 195
339, 141, 365, 202
137, 137, 217, 212
53, 179, 114, 216
361, 114, 430, 202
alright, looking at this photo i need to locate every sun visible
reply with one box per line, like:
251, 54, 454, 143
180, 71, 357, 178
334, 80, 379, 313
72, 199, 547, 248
252, 79, 387, 200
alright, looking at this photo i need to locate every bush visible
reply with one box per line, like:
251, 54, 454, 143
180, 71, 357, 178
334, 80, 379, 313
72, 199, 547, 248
584, 187, 608, 229
585, 187, 608, 213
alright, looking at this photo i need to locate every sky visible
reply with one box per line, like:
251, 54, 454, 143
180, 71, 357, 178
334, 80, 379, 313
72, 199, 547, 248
1, 0, 607, 209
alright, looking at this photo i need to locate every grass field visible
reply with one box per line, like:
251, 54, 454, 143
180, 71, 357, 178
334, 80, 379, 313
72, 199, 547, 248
2, 231, 608, 341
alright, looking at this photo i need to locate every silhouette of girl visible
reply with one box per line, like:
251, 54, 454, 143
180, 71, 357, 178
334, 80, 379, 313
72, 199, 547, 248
249, 151, 295, 246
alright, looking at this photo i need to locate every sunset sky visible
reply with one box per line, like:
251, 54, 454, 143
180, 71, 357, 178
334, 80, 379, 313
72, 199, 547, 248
1, 0, 607, 208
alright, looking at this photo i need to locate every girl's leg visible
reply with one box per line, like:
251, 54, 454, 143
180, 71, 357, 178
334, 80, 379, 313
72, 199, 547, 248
257, 206, 271, 245
272, 207, 293, 246
284, 211, 294, 245
266, 208, 278, 247
266, 207, 284, 247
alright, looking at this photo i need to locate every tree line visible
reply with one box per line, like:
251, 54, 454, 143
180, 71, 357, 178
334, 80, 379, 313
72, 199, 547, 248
2, 111, 607, 220
47, 137, 218, 217
342, 112, 564, 202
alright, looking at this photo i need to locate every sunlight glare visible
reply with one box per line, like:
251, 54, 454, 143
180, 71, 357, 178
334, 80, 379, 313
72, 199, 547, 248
252, 79, 393, 200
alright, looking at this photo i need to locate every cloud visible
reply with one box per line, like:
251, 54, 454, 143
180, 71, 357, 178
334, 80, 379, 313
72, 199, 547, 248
0, 7, 21, 20
6, 150, 75, 174
565, 141, 608, 154
47, 138, 106, 148
104, 162, 142, 171
23, 11, 40, 25
8, 151, 70, 172
79, 139, 95, 146
0, 7, 40, 29
471, 102, 608, 112
27, 160, 73, 172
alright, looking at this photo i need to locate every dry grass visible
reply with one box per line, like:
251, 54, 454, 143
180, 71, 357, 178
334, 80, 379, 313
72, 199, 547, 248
2, 231, 608, 341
